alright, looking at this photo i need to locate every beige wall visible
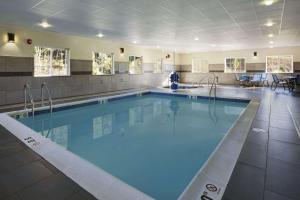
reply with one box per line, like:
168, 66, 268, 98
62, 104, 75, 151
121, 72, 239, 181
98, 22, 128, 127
1, 25, 299, 66
179, 47, 300, 65
0, 26, 180, 63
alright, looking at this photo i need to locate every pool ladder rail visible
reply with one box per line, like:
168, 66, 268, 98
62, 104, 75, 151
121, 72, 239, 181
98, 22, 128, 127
208, 73, 217, 100
41, 82, 53, 114
24, 83, 35, 117
24, 82, 53, 117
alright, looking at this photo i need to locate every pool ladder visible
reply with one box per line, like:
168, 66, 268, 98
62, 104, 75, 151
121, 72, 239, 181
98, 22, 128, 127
24, 83, 35, 117
208, 73, 217, 100
41, 82, 53, 114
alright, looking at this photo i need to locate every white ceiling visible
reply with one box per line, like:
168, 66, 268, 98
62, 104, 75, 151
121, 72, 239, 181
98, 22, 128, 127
1, 0, 300, 52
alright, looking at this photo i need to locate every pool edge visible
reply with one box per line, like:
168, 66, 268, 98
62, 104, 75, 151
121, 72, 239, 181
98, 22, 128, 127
178, 97, 260, 200
1, 90, 256, 200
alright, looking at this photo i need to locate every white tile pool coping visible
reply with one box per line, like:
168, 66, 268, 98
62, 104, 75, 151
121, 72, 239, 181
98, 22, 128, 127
0, 90, 260, 200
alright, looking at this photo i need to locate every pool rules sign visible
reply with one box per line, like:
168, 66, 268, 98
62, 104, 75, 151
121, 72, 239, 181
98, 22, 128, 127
199, 181, 222, 200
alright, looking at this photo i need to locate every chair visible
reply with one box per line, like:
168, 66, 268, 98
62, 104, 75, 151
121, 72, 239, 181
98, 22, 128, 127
250, 73, 262, 87
271, 74, 287, 91
296, 75, 300, 85
261, 73, 269, 87
239, 74, 250, 86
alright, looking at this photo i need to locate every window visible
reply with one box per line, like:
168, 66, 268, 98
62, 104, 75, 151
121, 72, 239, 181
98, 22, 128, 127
225, 58, 246, 73
34, 46, 70, 77
129, 56, 143, 74
154, 58, 163, 73
92, 52, 114, 75
192, 58, 209, 73
266, 55, 293, 73
163, 57, 174, 72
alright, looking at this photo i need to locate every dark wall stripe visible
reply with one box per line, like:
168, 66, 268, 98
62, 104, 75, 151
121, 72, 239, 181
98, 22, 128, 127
144, 70, 154, 73
0, 72, 32, 77
178, 70, 191, 72
246, 70, 266, 72
209, 70, 224, 72
71, 71, 92, 75
115, 71, 128, 74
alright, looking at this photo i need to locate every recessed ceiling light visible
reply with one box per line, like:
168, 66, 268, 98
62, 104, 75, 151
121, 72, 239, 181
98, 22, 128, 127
97, 33, 104, 38
211, 44, 216, 47
269, 41, 274, 44
265, 21, 274, 27
268, 34, 274, 38
133, 41, 137, 44
194, 37, 199, 41
263, 0, 274, 6
221, 44, 232, 47
156, 45, 160, 49
38, 20, 52, 28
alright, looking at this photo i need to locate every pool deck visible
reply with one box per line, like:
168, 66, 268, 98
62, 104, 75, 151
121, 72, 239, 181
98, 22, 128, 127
0, 86, 300, 200
0, 124, 97, 200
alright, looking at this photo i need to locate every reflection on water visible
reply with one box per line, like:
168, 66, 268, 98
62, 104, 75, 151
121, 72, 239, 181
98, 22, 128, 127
18, 94, 247, 200
129, 106, 143, 127
93, 114, 113, 139
40, 124, 70, 148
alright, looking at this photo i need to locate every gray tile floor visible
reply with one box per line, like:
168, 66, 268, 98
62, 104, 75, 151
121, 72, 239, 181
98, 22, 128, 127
0, 125, 97, 200
221, 87, 300, 200
0, 86, 300, 200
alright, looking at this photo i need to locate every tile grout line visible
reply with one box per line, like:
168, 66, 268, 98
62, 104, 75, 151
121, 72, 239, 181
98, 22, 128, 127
268, 137, 300, 146
262, 95, 272, 200
238, 160, 266, 171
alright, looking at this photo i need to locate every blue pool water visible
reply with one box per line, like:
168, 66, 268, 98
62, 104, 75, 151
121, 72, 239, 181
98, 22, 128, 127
18, 93, 247, 200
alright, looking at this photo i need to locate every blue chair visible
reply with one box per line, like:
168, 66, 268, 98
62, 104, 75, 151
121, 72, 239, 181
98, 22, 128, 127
261, 73, 269, 87
250, 73, 262, 86
271, 74, 287, 91
239, 74, 250, 86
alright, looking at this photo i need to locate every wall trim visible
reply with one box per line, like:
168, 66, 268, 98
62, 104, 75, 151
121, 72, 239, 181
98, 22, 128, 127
0, 72, 32, 76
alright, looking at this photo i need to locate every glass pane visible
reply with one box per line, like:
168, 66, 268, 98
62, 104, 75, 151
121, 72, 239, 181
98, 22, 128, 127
34, 46, 51, 77
92, 52, 114, 75
129, 56, 143, 74
192, 59, 208, 73
52, 49, 69, 76
154, 58, 163, 73
225, 58, 246, 73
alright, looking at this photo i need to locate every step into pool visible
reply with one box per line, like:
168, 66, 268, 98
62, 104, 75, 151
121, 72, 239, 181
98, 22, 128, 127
17, 93, 248, 200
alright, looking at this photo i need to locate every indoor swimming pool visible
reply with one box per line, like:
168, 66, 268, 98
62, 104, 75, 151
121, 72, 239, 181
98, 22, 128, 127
16, 93, 248, 200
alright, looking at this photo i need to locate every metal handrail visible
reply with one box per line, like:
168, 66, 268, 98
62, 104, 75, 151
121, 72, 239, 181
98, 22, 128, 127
196, 76, 208, 87
24, 83, 35, 117
208, 97, 218, 123
208, 73, 217, 100
41, 82, 53, 114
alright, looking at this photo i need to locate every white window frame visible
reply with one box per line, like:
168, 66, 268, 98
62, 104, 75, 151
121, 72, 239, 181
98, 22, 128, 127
266, 55, 293, 73
192, 58, 209, 73
34, 46, 70, 77
129, 56, 143, 74
92, 52, 115, 75
154, 58, 163, 73
224, 57, 246, 73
